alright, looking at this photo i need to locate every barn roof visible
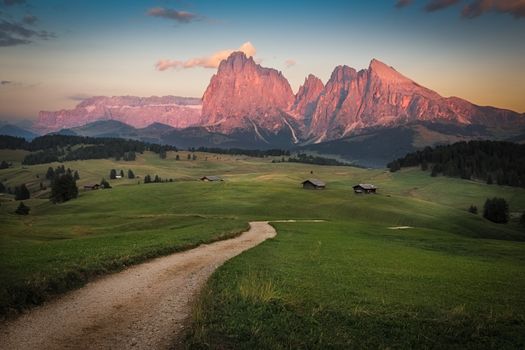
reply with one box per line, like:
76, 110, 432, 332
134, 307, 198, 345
354, 183, 376, 190
302, 179, 326, 187
201, 175, 222, 181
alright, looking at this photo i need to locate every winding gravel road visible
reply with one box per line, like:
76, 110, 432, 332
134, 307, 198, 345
0, 221, 276, 350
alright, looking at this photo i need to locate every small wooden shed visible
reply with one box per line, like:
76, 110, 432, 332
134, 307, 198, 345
200, 176, 223, 182
83, 184, 100, 190
302, 179, 326, 190
353, 184, 377, 194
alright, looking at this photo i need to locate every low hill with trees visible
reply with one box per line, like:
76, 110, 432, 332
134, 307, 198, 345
388, 140, 525, 187
0, 135, 177, 165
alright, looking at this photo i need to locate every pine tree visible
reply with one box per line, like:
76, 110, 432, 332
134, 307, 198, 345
187, 154, 191, 160
0, 160, 9, 169
120, 169, 124, 178
15, 202, 30, 215
128, 169, 135, 179
144, 174, 152, 184
46, 167, 55, 180
154, 175, 160, 183
0, 181, 5, 193
50, 173, 78, 203
100, 178, 111, 189
483, 197, 509, 224
110, 169, 117, 179
468, 205, 478, 214
74, 171, 80, 180
15, 184, 30, 200
175, 154, 180, 161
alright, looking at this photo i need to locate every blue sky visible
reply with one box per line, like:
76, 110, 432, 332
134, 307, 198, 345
1, 0, 524, 120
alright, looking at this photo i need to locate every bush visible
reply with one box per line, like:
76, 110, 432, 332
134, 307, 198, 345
468, 205, 478, 214
15, 202, 30, 215
483, 197, 509, 224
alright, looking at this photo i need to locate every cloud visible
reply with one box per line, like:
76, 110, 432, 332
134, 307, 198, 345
396, 0, 525, 18
1, 0, 26, 6
462, 0, 525, 18
284, 59, 297, 68
0, 19, 55, 46
396, 0, 413, 8
147, 7, 201, 23
156, 41, 257, 71
1, 80, 12, 85
22, 14, 37, 25
425, 0, 461, 11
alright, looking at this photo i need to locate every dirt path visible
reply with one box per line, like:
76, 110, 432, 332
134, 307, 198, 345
0, 221, 277, 350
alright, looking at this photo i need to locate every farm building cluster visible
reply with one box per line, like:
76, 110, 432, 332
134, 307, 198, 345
301, 179, 377, 193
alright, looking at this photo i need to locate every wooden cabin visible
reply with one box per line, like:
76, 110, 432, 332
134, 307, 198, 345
200, 176, 223, 182
302, 179, 326, 190
353, 184, 377, 194
83, 184, 100, 190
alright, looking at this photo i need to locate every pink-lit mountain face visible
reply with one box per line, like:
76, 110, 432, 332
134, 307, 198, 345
306, 59, 523, 142
36, 96, 202, 134
201, 52, 296, 134
36, 52, 523, 143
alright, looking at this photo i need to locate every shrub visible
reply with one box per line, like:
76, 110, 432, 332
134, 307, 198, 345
468, 205, 478, 214
15, 202, 30, 215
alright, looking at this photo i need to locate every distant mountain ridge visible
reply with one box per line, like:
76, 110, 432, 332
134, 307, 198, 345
30, 52, 524, 166
36, 95, 202, 134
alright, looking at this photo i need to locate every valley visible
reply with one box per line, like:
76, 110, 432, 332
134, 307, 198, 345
1, 149, 524, 348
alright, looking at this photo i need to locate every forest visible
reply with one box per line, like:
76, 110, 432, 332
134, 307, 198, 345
387, 140, 525, 187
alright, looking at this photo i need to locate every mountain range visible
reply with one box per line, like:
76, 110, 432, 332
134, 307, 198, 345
1, 51, 523, 166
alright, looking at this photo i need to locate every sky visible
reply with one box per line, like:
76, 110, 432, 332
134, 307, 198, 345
0, 0, 524, 121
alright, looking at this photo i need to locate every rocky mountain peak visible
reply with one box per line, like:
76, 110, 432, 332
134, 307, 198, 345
201, 51, 295, 133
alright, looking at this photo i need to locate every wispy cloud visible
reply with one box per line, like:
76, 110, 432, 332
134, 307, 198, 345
156, 41, 257, 71
396, 0, 413, 8
147, 7, 201, 23
1, 80, 12, 85
1, 0, 26, 6
396, 0, 525, 18
462, 0, 525, 18
22, 14, 37, 24
284, 59, 297, 68
0, 19, 55, 46
425, 0, 461, 11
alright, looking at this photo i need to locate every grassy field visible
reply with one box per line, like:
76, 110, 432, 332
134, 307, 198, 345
1, 150, 524, 347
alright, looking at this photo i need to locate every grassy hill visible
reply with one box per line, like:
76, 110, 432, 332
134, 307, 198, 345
1, 150, 524, 347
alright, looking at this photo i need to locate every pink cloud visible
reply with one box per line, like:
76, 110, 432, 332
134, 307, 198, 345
156, 42, 256, 71
284, 59, 297, 68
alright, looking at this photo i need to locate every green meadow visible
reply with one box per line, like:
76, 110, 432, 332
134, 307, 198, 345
1, 150, 524, 347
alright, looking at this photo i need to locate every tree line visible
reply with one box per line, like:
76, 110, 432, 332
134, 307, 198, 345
195, 147, 290, 158
387, 140, 525, 187
0, 135, 177, 165
287, 153, 348, 166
